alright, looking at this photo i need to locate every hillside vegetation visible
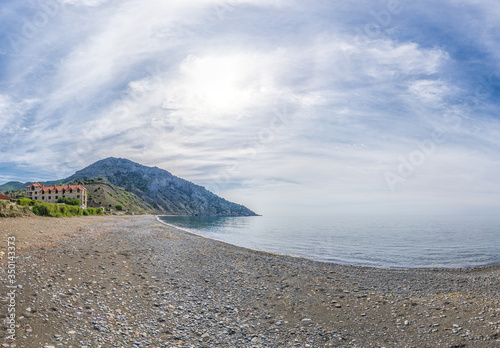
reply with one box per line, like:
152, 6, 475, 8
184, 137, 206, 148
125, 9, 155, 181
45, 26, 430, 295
83, 179, 156, 214
0, 181, 25, 191
17, 198, 104, 217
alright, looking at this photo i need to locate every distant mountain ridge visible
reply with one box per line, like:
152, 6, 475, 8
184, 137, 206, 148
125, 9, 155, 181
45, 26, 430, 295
0, 158, 257, 217
0, 181, 25, 191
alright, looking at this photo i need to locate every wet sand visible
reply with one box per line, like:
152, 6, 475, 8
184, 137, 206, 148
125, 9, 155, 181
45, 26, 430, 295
1, 215, 499, 347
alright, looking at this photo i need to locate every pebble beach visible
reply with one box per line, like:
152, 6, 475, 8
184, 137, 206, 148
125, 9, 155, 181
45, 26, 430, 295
1, 215, 499, 347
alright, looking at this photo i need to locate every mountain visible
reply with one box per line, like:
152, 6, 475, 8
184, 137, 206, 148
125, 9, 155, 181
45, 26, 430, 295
1, 158, 257, 216
65, 157, 257, 216
0, 181, 26, 191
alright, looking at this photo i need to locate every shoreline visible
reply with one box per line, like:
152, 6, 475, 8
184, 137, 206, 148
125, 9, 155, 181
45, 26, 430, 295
155, 214, 500, 273
2, 215, 499, 347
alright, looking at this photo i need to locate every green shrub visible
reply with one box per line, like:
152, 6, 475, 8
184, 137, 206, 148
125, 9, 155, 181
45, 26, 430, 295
32, 202, 51, 216
115, 204, 123, 211
83, 207, 104, 216
68, 198, 81, 206
57, 197, 81, 206
18, 198, 33, 206
31, 201, 83, 217
66, 205, 82, 216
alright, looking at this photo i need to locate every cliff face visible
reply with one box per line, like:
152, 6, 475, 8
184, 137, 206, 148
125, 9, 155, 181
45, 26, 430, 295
64, 157, 257, 216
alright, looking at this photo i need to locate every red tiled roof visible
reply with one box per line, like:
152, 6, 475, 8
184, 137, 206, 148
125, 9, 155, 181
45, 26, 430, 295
0, 194, 11, 200
27, 183, 87, 194
26, 183, 44, 188
40, 184, 86, 194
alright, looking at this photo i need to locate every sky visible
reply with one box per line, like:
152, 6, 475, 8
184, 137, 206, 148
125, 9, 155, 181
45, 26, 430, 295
1, 0, 500, 216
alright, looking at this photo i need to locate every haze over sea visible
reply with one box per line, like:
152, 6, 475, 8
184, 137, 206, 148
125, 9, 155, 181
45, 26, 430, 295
159, 215, 500, 269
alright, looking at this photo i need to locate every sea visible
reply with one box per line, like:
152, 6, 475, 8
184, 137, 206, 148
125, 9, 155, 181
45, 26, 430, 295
157, 215, 500, 269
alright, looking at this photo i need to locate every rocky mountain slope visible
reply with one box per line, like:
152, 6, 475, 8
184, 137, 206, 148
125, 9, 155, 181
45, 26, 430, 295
84, 179, 157, 214
1, 158, 257, 216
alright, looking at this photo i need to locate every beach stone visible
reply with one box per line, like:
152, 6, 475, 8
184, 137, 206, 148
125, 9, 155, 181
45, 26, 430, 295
201, 333, 210, 342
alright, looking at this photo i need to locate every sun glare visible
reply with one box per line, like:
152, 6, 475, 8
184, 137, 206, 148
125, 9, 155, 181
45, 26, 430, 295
181, 55, 254, 112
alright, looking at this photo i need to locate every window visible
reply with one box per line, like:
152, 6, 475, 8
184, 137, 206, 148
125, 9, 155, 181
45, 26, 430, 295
55, 196, 58, 199
77, 195, 80, 198
48, 196, 51, 199
42, 196, 45, 200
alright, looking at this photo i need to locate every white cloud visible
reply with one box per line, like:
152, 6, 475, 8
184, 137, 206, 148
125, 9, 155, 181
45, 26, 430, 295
408, 80, 452, 103
58, 0, 110, 6
0, 95, 36, 153
0, 95, 20, 134
361, 41, 446, 78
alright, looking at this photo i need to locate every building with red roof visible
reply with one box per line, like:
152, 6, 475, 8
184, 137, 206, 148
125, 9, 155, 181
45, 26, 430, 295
25, 183, 88, 208
0, 194, 11, 201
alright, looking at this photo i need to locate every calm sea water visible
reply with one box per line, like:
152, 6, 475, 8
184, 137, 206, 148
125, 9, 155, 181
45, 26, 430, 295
157, 215, 500, 269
